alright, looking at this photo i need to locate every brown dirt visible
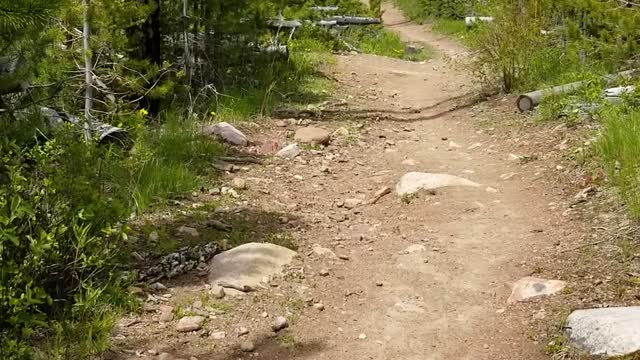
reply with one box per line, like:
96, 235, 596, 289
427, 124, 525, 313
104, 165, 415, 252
104, 3, 639, 360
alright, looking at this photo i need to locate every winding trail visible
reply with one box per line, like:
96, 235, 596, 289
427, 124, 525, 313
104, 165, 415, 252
284, 4, 555, 360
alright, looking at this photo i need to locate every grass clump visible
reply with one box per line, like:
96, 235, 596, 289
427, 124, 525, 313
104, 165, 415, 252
597, 105, 640, 219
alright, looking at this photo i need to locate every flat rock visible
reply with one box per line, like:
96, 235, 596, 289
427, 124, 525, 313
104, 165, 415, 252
158, 305, 174, 322
240, 341, 255, 352
204, 122, 248, 146
399, 244, 426, 255
294, 127, 331, 145
507, 277, 566, 304
566, 307, 640, 357
177, 226, 199, 237
208, 243, 297, 291
276, 144, 301, 159
343, 198, 362, 209
312, 245, 338, 259
396, 172, 481, 196
211, 331, 226, 340
401, 158, 417, 166
176, 316, 205, 332
231, 178, 247, 190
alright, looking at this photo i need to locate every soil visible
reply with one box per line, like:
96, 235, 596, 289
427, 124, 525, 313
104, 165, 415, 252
105, 3, 640, 360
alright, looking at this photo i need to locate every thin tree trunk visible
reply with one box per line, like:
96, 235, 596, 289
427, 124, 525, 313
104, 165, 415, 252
82, 0, 93, 142
183, 0, 190, 81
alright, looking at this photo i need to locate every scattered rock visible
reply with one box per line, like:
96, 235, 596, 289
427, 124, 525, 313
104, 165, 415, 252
272, 316, 289, 332
332, 127, 349, 137
376, 281, 384, 287
485, 187, 498, 193
276, 144, 301, 159
149, 230, 159, 242
158, 353, 173, 360
358, 333, 367, 340
338, 254, 350, 261
209, 243, 297, 292
231, 178, 247, 190
319, 268, 330, 276
399, 244, 426, 255
396, 172, 481, 196
565, 306, 640, 357
158, 305, 174, 323
274, 120, 287, 127
211, 331, 226, 340
401, 158, 417, 166
507, 277, 566, 304
313, 303, 325, 311
237, 327, 250, 336
312, 245, 338, 259
209, 284, 225, 299
449, 141, 462, 148
176, 316, 205, 332
294, 127, 331, 145
204, 122, 248, 146
147, 349, 159, 356
343, 198, 362, 209
240, 341, 256, 353
177, 226, 200, 237
150, 282, 167, 291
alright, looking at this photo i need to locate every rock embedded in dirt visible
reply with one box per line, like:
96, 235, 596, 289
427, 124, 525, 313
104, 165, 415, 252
333, 127, 349, 137
204, 122, 248, 146
314, 303, 325, 311
312, 245, 338, 260
209, 284, 225, 299
176, 316, 205, 332
237, 327, 250, 336
401, 158, 417, 166
272, 316, 289, 332
507, 277, 566, 304
211, 331, 226, 340
158, 353, 173, 360
231, 178, 247, 190
294, 127, 331, 145
208, 243, 297, 293
240, 341, 256, 352
565, 307, 640, 357
396, 172, 481, 196
319, 268, 330, 276
177, 226, 200, 237
399, 244, 426, 255
276, 144, 301, 159
158, 305, 175, 323
343, 198, 362, 209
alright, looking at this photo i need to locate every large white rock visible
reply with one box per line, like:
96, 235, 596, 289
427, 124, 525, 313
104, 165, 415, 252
507, 277, 566, 304
396, 172, 481, 196
208, 243, 297, 290
205, 122, 248, 146
566, 307, 640, 357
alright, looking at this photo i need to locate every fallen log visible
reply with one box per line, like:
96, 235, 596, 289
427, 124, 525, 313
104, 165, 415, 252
329, 16, 381, 26
517, 69, 639, 112
465, 17, 493, 28
311, 6, 339, 11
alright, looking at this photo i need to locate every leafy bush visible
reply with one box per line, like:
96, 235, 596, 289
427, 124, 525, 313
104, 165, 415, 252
0, 135, 130, 359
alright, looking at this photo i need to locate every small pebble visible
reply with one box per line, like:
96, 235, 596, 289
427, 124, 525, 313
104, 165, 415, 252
313, 303, 325, 311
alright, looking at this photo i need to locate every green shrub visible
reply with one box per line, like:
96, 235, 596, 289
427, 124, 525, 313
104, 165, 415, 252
0, 136, 130, 359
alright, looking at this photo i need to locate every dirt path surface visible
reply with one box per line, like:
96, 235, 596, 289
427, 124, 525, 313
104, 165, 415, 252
111, 4, 582, 360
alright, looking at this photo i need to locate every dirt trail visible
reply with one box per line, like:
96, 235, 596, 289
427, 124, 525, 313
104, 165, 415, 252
112, 4, 575, 359
284, 4, 555, 360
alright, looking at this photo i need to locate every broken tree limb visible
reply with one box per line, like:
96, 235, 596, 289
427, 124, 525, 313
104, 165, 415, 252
517, 69, 639, 112
215, 156, 263, 164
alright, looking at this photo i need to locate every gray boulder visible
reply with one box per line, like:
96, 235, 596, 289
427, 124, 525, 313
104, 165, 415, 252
204, 122, 248, 146
566, 307, 640, 357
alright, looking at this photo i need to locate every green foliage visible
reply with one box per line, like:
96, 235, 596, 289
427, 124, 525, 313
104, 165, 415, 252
394, 0, 470, 22
0, 135, 129, 359
597, 104, 640, 219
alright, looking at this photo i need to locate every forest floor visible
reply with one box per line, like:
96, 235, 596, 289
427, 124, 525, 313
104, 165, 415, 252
106, 3, 640, 360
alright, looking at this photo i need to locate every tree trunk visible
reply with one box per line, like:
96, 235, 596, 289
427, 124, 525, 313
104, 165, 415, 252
82, 0, 93, 142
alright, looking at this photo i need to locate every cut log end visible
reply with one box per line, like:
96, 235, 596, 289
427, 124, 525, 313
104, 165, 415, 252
517, 95, 535, 112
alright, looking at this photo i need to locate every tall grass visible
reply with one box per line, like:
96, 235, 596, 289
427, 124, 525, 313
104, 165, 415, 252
131, 112, 225, 211
598, 106, 640, 218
